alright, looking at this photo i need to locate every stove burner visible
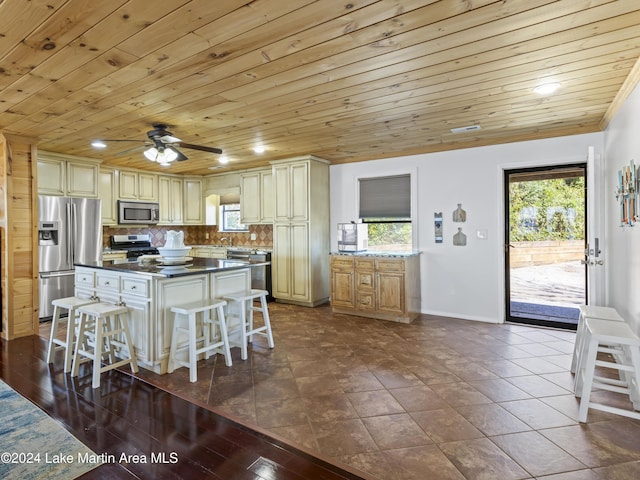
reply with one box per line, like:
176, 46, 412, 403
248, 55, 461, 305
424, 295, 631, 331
110, 234, 159, 259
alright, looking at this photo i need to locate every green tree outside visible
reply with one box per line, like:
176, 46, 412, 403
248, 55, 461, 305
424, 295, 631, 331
509, 177, 584, 242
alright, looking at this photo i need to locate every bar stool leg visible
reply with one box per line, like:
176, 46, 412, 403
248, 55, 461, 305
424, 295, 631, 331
239, 304, 248, 360
260, 294, 275, 349
92, 317, 105, 389
72, 312, 88, 378
118, 311, 138, 374
629, 346, 640, 409
168, 313, 180, 374
577, 336, 598, 422
188, 312, 198, 382
46, 305, 62, 364
216, 304, 232, 367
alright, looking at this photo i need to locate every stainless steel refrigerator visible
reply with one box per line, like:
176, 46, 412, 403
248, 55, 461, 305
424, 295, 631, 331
38, 196, 102, 319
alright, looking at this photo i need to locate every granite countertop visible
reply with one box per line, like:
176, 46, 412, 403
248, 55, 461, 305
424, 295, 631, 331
76, 257, 269, 278
187, 245, 273, 253
330, 250, 421, 257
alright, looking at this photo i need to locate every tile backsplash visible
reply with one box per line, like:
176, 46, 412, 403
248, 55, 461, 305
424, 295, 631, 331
103, 224, 273, 249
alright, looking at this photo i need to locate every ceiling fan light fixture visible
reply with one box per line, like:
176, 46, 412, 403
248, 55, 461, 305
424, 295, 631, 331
144, 146, 160, 161
144, 146, 178, 163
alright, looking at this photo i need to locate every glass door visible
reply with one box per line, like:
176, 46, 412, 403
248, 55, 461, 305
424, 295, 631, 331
504, 164, 587, 330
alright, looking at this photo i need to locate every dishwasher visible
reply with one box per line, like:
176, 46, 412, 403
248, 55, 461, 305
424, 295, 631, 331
226, 249, 273, 301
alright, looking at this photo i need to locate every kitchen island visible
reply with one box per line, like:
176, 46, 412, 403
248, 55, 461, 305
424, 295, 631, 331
74, 257, 269, 374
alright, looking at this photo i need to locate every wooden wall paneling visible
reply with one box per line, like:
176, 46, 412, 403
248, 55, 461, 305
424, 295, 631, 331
0, 134, 38, 340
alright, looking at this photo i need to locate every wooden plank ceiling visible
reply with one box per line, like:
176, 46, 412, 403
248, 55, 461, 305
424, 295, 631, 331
1, 0, 639, 175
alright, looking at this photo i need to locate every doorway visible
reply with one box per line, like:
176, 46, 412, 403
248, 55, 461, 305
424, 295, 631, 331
504, 164, 587, 330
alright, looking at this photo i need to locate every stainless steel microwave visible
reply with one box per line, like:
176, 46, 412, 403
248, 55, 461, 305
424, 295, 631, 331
118, 200, 160, 224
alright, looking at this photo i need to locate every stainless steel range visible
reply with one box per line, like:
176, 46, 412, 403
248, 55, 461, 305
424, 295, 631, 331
110, 234, 159, 259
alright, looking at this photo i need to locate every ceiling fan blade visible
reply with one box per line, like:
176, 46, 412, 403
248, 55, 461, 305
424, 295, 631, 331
159, 134, 181, 143
179, 142, 223, 154
115, 144, 150, 156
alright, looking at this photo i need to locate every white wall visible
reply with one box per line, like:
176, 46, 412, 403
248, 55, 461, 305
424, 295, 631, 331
330, 132, 604, 323
604, 82, 640, 334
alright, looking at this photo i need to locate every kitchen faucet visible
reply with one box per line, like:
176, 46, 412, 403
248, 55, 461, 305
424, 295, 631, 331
221, 237, 232, 246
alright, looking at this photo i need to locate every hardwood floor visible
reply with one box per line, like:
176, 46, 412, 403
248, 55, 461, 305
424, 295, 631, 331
4, 302, 640, 479
0, 333, 368, 479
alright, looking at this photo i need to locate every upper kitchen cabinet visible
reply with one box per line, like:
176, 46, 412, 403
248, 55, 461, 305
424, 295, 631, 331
183, 177, 204, 224
271, 156, 330, 307
158, 175, 183, 225
37, 151, 100, 197
273, 161, 309, 222
240, 168, 273, 224
99, 168, 118, 225
118, 170, 158, 201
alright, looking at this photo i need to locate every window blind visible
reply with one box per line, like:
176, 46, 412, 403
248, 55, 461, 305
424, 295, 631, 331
359, 174, 411, 219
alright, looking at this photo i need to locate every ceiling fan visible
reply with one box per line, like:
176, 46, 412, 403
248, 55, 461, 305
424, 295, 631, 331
95, 123, 222, 165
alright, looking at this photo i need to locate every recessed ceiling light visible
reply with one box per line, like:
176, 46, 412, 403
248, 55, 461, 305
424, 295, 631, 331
253, 145, 265, 154
533, 83, 560, 95
91, 140, 107, 148
218, 155, 229, 164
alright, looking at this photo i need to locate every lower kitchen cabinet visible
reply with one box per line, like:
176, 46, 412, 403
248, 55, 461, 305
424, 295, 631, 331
329, 253, 421, 323
190, 246, 227, 258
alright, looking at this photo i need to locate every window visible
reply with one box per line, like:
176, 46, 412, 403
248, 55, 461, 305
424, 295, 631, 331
218, 203, 248, 232
358, 174, 412, 251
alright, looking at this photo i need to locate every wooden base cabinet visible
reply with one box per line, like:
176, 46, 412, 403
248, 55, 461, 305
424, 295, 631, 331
330, 254, 421, 323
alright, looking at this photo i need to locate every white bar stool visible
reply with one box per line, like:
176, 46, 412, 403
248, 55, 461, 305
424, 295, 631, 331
223, 289, 274, 361
47, 296, 98, 373
72, 302, 139, 389
168, 298, 232, 382
575, 317, 640, 422
571, 305, 624, 374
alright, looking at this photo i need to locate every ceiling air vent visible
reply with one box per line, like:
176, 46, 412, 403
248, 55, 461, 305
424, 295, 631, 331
450, 125, 481, 134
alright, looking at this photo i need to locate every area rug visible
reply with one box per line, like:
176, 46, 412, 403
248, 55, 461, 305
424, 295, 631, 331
0, 379, 101, 479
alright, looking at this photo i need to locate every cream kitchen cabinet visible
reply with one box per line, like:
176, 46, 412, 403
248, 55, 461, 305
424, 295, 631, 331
183, 177, 204, 224
119, 170, 158, 201
273, 161, 309, 222
273, 223, 310, 302
118, 170, 138, 199
74, 268, 153, 365
190, 246, 226, 258
99, 168, 118, 225
240, 168, 273, 224
329, 254, 421, 323
158, 175, 183, 224
38, 152, 100, 197
271, 156, 329, 307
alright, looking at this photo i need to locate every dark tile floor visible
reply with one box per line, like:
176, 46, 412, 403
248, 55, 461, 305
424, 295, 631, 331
34, 302, 640, 478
